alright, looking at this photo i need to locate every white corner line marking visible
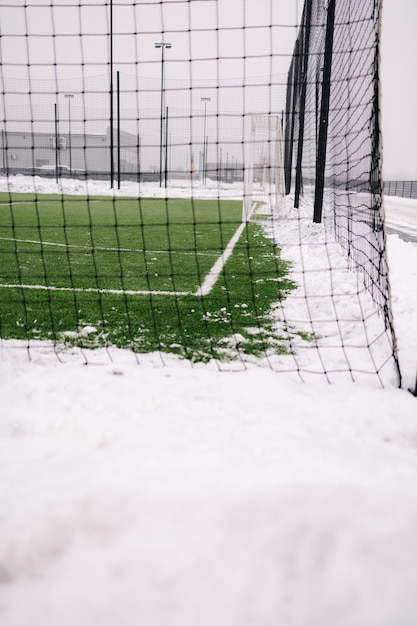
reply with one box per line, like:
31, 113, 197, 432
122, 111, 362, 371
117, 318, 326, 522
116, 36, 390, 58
0, 223, 246, 298
194, 222, 246, 296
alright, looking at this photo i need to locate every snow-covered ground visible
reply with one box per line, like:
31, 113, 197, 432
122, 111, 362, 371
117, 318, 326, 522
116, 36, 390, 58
1, 175, 417, 626
384, 195, 417, 242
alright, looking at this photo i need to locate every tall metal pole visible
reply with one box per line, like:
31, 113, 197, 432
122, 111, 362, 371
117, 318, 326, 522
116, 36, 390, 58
109, 0, 114, 188
201, 97, 211, 184
64, 94, 74, 177
137, 133, 140, 184
159, 45, 164, 187
155, 42, 171, 187
117, 70, 121, 190
204, 135, 208, 184
164, 106, 169, 188
54, 103, 59, 183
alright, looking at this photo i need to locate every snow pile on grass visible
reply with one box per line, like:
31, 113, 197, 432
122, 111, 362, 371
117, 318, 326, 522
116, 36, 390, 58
1, 174, 417, 626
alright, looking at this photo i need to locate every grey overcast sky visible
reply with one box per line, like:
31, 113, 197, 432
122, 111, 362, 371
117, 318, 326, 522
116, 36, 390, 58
380, 0, 417, 179
0, 0, 415, 178
0, 0, 298, 81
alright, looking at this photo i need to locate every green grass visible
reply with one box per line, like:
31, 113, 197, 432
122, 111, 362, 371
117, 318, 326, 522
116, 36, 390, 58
0, 192, 305, 361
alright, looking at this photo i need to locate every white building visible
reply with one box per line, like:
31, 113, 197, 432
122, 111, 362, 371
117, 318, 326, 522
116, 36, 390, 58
0, 127, 140, 179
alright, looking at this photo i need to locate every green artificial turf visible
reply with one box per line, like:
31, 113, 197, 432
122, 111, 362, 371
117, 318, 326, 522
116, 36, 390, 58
0, 192, 306, 361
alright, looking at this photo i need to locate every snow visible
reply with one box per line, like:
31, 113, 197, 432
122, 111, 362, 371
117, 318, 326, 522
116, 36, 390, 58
1, 174, 417, 626
384, 195, 417, 241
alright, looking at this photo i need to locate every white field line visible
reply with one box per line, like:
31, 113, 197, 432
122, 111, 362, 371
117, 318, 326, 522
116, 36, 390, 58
0, 201, 36, 206
0, 283, 191, 297
195, 222, 246, 296
0, 200, 102, 205
0, 236, 213, 256
0, 223, 246, 297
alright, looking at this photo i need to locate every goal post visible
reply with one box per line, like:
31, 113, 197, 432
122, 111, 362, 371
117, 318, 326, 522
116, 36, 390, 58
243, 114, 286, 222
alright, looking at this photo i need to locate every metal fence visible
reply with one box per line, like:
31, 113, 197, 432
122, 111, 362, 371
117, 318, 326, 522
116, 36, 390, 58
384, 181, 417, 199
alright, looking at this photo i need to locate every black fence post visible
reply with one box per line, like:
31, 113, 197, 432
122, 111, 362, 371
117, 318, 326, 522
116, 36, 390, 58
294, 0, 313, 209
313, 0, 336, 223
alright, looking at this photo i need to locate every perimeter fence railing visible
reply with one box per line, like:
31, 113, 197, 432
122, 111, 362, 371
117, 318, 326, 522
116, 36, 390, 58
0, 0, 404, 386
384, 181, 417, 199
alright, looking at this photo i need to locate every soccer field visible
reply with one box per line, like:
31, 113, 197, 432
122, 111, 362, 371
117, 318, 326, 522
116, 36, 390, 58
0, 192, 298, 360
0, 193, 244, 293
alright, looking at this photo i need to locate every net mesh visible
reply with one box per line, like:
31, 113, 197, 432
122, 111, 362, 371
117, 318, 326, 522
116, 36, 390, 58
0, 0, 401, 385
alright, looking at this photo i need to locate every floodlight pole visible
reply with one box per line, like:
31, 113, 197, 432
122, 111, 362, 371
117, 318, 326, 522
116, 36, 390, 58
155, 42, 171, 187
117, 71, 121, 190
109, 0, 114, 188
164, 106, 169, 188
64, 94, 74, 177
201, 97, 211, 184
54, 103, 59, 183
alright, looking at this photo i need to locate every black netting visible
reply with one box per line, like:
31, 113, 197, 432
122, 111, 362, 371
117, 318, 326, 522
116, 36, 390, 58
0, 0, 401, 385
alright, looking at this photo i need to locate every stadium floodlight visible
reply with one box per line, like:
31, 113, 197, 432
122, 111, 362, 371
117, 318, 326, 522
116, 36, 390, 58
155, 43, 172, 187
64, 94, 74, 177
243, 114, 285, 222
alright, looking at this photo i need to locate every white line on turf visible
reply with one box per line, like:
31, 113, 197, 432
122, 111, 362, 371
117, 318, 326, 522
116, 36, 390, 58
0, 223, 245, 297
0, 283, 191, 296
0, 237, 213, 256
195, 222, 246, 296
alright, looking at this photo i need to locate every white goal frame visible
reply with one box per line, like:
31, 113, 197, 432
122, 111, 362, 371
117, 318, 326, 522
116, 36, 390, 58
243, 114, 286, 222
